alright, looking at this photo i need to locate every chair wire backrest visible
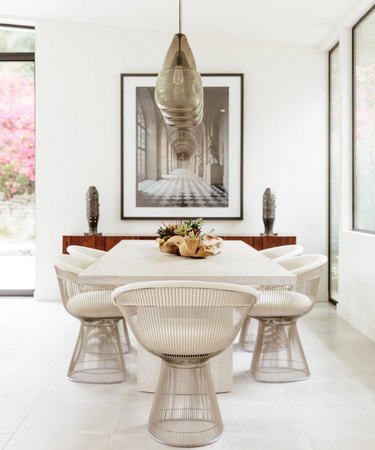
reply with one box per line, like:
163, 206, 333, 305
292, 266, 323, 303
67, 245, 106, 259
54, 255, 120, 317
260, 244, 304, 261
279, 254, 327, 304
55, 267, 80, 310
113, 281, 258, 363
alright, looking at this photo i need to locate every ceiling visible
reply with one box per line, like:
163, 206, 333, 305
0, 0, 373, 46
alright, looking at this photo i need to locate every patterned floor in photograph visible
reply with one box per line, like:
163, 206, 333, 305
137, 169, 228, 208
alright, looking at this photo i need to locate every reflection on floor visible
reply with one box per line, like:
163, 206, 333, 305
137, 169, 228, 208
1, 300, 375, 449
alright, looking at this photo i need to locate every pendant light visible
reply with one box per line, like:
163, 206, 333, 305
155, 0, 204, 128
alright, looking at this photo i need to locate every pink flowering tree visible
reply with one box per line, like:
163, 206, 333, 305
0, 71, 35, 200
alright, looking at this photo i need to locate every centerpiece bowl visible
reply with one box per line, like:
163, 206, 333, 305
156, 219, 223, 258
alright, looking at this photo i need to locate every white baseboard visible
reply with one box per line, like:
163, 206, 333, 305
33, 290, 60, 302
337, 303, 375, 343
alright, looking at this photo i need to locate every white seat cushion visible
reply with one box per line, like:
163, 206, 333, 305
133, 314, 235, 356
67, 291, 122, 318
250, 291, 312, 318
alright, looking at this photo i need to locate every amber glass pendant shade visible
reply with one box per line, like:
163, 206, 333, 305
155, 32, 204, 128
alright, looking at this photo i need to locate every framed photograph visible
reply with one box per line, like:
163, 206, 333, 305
121, 73, 243, 219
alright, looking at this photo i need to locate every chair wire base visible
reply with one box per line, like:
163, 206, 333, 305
249, 318, 310, 383
148, 361, 223, 447
238, 316, 258, 352
118, 319, 133, 354
68, 318, 126, 384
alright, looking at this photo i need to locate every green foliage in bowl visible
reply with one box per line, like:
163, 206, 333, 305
156, 218, 208, 245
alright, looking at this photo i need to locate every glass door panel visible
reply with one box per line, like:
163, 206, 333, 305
329, 44, 340, 303
0, 59, 35, 293
353, 7, 375, 233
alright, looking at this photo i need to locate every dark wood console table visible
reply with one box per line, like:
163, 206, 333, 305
62, 235, 296, 254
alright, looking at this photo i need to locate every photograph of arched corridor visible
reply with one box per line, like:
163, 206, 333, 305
121, 74, 243, 219
136, 85, 229, 208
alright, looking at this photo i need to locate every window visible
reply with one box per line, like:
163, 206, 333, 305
329, 43, 340, 303
352, 5, 375, 233
137, 103, 146, 181
0, 24, 35, 294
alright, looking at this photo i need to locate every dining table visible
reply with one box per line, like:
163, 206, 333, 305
78, 239, 296, 286
78, 239, 296, 392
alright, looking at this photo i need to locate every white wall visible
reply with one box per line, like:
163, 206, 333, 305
35, 19, 327, 300
338, 232, 375, 340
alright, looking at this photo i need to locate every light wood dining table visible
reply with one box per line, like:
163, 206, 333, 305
78, 239, 296, 286
78, 239, 296, 392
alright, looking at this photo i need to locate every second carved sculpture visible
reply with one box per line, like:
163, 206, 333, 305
262, 188, 277, 235
85, 186, 101, 236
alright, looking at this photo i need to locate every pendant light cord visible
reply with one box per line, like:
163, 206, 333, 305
177, 0, 182, 64
179, 0, 182, 34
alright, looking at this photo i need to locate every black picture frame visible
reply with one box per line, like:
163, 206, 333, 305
121, 73, 243, 220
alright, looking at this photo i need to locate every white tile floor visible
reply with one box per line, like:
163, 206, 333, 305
1, 299, 375, 449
